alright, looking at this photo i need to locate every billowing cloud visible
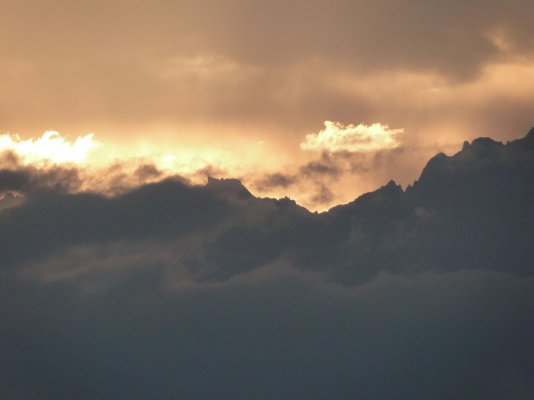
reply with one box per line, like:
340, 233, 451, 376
0, 131, 100, 165
301, 121, 403, 153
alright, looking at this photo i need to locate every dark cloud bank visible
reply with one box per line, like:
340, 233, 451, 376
1, 130, 534, 399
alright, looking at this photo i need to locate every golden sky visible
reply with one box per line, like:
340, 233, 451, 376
1, 0, 534, 209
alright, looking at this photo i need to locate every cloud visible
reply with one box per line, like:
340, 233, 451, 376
1, 1, 534, 209
253, 172, 297, 191
2, 131, 532, 280
0, 131, 100, 165
249, 153, 344, 209
2, 263, 533, 399
133, 163, 163, 181
4, 0, 534, 79
299, 153, 342, 177
309, 184, 335, 206
0, 152, 82, 195
2, 0, 534, 143
301, 121, 403, 153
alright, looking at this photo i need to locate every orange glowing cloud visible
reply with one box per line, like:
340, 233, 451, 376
0, 131, 100, 165
301, 122, 403, 153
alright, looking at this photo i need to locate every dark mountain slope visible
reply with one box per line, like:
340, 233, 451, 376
1, 129, 533, 283
1, 129, 533, 400
321, 129, 534, 279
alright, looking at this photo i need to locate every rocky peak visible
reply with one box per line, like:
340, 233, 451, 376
206, 177, 253, 199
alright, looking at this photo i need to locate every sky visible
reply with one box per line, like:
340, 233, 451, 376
1, 2, 534, 398
1, 0, 534, 209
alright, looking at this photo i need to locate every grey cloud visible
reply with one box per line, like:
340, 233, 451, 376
1, 0, 534, 143
2, 0, 533, 78
0, 153, 81, 194
251, 155, 344, 207
1, 264, 533, 399
299, 153, 341, 178
309, 184, 335, 207
0, 169, 31, 192
253, 172, 297, 191
192, 165, 229, 182
133, 164, 162, 181
0, 177, 242, 271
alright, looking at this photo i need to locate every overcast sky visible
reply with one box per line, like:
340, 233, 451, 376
1, 0, 534, 208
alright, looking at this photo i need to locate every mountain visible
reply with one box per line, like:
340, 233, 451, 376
323, 129, 534, 279
1, 130, 533, 283
1, 129, 533, 400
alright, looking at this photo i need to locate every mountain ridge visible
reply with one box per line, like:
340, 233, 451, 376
1, 129, 533, 399
2, 128, 532, 285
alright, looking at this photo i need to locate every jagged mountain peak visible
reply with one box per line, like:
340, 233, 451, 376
206, 176, 253, 199
461, 136, 501, 153
411, 129, 534, 192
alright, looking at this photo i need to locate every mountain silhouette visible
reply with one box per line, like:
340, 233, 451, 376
1, 129, 533, 400
1, 129, 532, 283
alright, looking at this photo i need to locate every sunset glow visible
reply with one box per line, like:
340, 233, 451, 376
0, 131, 100, 165
301, 122, 403, 153
1, 1, 533, 398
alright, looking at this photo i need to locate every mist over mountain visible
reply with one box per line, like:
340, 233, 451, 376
1, 130, 533, 399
